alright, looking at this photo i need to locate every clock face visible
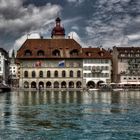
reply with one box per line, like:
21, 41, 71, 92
56, 22, 60, 26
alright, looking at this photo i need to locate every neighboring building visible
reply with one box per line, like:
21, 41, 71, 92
16, 17, 112, 89
9, 50, 19, 87
83, 47, 112, 88
112, 46, 140, 84
0, 48, 9, 84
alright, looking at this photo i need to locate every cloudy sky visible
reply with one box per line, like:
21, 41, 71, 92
0, 0, 140, 52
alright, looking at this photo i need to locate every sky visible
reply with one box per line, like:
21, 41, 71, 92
0, 0, 140, 52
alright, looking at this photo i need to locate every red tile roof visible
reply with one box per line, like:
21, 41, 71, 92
16, 39, 112, 59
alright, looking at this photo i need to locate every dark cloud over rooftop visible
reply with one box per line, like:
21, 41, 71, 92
0, 0, 139, 51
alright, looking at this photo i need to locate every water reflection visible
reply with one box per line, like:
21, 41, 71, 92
4, 90, 140, 118
0, 91, 140, 139
15, 91, 83, 105
2, 90, 140, 107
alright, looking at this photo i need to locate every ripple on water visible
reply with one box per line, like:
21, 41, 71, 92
0, 91, 140, 140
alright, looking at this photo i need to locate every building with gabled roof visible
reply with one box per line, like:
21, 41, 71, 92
83, 47, 112, 88
16, 17, 112, 89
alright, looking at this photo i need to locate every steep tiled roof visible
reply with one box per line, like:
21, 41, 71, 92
82, 48, 111, 59
16, 39, 112, 59
17, 39, 82, 58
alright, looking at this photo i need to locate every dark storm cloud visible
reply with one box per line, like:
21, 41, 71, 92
0, 0, 62, 50
0, 2, 61, 35
0, 0, 140, 51
84, 0, 140, 47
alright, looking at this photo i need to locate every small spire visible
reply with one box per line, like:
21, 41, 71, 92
51, 17, 65, 39
56, 17, 61, 22
12, 49, 15, 58
56, 17, 61, 26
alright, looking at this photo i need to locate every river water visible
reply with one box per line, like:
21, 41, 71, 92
0, 91, 140, 140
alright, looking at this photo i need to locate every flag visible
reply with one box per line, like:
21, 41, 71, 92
35, 61, 42, 67
58, 60, 65, 67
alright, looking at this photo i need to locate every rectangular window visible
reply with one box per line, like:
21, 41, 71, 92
84, 73, 86, 77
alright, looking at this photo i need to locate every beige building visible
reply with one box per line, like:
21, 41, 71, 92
112, 46, 140, 84
16, 17, 112, 89
16, 17, 83, 89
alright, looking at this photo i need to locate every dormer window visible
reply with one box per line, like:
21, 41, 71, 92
98, 51, 104, 56
70, 49, 79, 56
37, 50, 45, 56
86, 52, 91, 56
24, 50, 32, 56
52, 49, 60, 56
120, 53, 125, 57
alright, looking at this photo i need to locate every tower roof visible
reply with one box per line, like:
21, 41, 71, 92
51, 17, 65, 38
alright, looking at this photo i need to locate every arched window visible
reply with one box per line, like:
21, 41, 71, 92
54, 81, 59, 88
97, 81, 104, 88
77, 70, 81, 77
24, 71, 28, 78
69, 70, 73, 77
37, 50, 45, 56
32, 71, 36, 78
76, 81, 82, 88
86, 81, 95, 89
24, 50, 32, 56
47, 71, 51, 78
69, 81, 74, 88
54, 71, 58, 77
39, 71, 43, 78
52, 49, 60, 56
46, 82, 52, 88
39, 81, 44, 88
70, 49, 79, 56
61, 81, 66, 88
62, 70, 66, 77
31, 81, 36, 88
24, 81, 29, 88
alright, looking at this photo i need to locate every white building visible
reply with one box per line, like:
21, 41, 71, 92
83, 47, 112, 88
0, 48, 9, 84
9, 50, 18, 87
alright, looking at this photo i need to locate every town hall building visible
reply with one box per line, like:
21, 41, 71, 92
16, 17, 112, 89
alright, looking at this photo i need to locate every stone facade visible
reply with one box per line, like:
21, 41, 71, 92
112, 46, 140, 84
16, 17, 112, 89
19, 59, 83, 89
